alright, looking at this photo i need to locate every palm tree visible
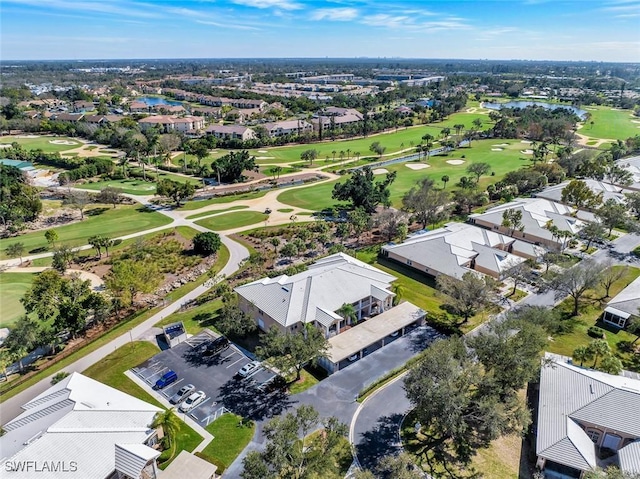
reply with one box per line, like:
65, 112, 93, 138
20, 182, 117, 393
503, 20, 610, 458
422, 134, 434, 162
269, 237, 280, 255
151, 408, 181, 456
572, 345, 593, 367
346, 148, 351, 161
454, 123, 465, 138
441, 175, 450, 189
391, 283, 404, 306
588, 340, 611, 368
337, 303, 358, 326
331, 150, 337, 162
441, 127, 451, 139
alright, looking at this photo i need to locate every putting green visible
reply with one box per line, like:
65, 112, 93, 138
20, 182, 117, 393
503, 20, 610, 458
195, 211, 269, 231
0, 272, 36, 329
0, 135, 82, 153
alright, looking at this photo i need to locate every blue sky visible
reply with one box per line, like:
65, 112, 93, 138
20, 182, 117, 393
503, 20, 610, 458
2, 0, 639, 61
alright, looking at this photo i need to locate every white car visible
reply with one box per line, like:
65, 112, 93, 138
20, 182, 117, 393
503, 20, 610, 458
179, 391, 206, 412
237, 361, 261, 378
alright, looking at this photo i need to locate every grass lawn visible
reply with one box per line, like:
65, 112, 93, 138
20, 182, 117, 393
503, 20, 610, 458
155, 300, 223, 335
128, 168, 203, 187
80, 178, 157, 195
0, 272, 36, 328
287, 368, 320, 395
248, 125, 447, 164
579, 105, 640, 141
181, 191, 267, 211
195, 211, 269, 231
0, 204, 172, 259
198, 413, 255, 473
185, 205, 248, 220
547, 266, 640, 371
0, 135, 83, 153
83, 342, 203, 468
278, 139, 530, 210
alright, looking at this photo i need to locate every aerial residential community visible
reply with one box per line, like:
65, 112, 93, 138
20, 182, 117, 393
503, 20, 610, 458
1, 1, 640, 479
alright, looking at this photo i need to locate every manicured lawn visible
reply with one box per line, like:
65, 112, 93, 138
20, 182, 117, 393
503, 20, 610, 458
248, 125, 446, 164
278, 139, 530, 210
195, 211, 269, 231
80, 178, 157, 195
128, 168, 203, 187
83, 342, 204, 468
0, 272, 36, 328
155, 300, 223, 335
0, 205, 172, 259
186, 205, 248, 220
198, 413, 255, 472
0, 135, 83, 153
547, 266, 640, 371
579, 105, 640, 141
181, 191, 267, 211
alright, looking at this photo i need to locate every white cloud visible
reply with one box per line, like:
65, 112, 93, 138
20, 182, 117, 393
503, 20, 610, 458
5, 0, 162, 18
311, 7, 358, 21
196, 20, 261, 30
231, 0, 302, 10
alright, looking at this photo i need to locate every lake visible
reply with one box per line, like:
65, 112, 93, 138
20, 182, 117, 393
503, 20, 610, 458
136, 96, 184, 107
482, 100, 587, 119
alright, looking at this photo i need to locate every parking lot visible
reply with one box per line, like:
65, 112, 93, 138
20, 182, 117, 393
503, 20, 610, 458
132, 331, 287, 424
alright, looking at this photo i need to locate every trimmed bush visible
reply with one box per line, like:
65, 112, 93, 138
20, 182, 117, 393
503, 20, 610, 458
588, 326, 606, 339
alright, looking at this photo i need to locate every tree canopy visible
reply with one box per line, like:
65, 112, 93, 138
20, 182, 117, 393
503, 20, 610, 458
332, 166, 396, 213
0, 164, 42, 233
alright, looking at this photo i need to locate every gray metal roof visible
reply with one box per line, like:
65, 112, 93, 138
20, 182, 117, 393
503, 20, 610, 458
606, 276, 640, 318
537, 353, 640, 473
619, 441, 640, 474
536, 179, 631, 206
381, 223, 525, 279
235, 253, 396, 328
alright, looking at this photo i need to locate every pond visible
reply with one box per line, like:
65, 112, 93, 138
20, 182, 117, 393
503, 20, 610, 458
136, 96, 184, 107
483, 100, 587, 119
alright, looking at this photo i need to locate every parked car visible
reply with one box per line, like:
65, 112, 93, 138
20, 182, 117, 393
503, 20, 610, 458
201, 336, 230, 356
264, 208, 272, 214
179, 391, 206, 412
389, 331, 400, 337
154, 370, 178, 390
237, 361, 261, 378
348, 354, 359, 362
169, 384, 195, 404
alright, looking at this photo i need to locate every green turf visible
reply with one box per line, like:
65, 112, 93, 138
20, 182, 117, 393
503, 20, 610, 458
80, 178, 157, 195
199, 413, 255, 472
185, 205, 249, 220
181, 191, 267, 211
0, 205, 172, 259
0, 135, 83, 153
195, 211, 269, 231
0, 272, 36, 328
155, 300, 223, 335
579, 106, 640, 141
128, 168, 202, 187
278, 139, 529, 210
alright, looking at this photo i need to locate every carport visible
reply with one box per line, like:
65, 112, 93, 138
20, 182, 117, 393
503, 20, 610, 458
320, 301, 426, 374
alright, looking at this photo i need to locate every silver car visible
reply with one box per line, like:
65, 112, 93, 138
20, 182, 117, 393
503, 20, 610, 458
169, 384, 195, 404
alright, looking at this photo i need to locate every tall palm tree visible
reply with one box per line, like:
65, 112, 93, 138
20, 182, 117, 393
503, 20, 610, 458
572, 345, 593, 367
337, 303, 358, 326
589, 340, 611, 368
422, 134, 434, 162
151, 408, 181, 456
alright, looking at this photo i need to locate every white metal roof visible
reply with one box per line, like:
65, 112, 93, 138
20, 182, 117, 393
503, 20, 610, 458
0, 372, 162, 479
115, 443, 160, 479
606, 276, 640, 319
235, 253, 396, 328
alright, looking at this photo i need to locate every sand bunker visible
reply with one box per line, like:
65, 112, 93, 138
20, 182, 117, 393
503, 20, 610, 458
49, 140, 79, 146
491, 148, 503, 152
258, 150, 268, 153
373, 168, 389, 175
0, 144, 11, 148
493, 143, 509, 147
521, 149, 534, 155
446, 160, 466, 165
405, 163, 431, 170
256, 156, 274, 160
520, 140, 532, 145
631, 120, 640, 124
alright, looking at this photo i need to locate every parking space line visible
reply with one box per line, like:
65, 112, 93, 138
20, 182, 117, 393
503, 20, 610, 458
244, 367, 264, 380
220, 350, 238, 361
161, 378, 184, 397
226, 357, 245, 369
189, 397, 212, 419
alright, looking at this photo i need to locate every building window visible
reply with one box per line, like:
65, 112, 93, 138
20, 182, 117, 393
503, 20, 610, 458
586, 429, 601, 444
